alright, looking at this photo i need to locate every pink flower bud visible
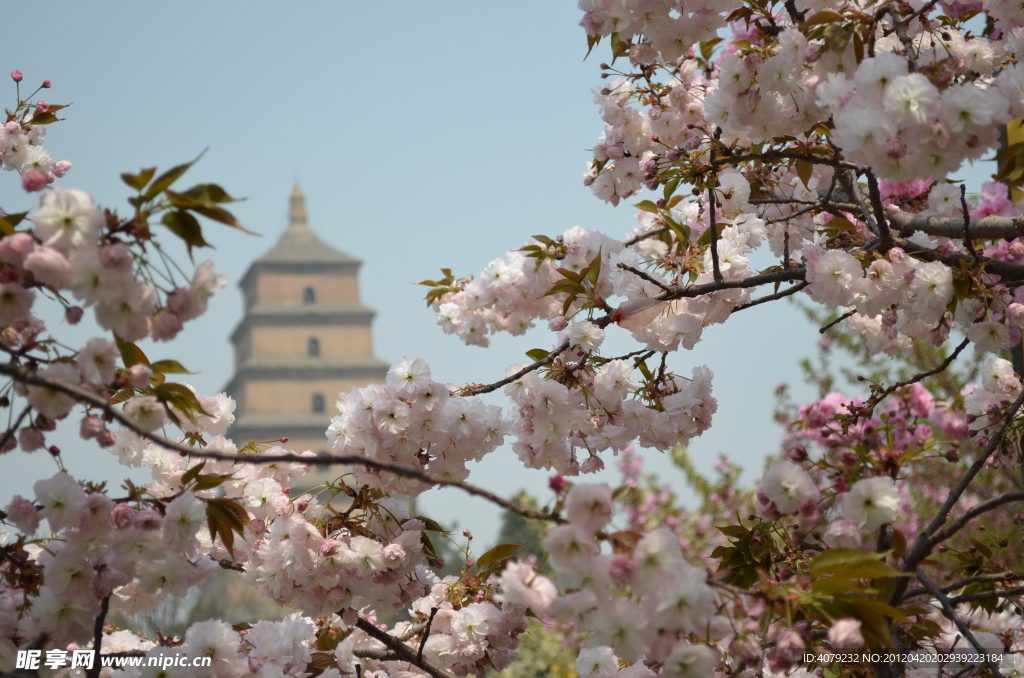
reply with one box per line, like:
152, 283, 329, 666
128, 364, 152, 389
887, 247, 906, 264
827, 618, 864, 649
96, 428, 116, 448
41, 80, 51, 88
10, 70, 23, 83
18, 427, 44, 451
548, 474, 568, 493
109, 503, 135, 530
5, 495, 41, 534
548, 315, 569, 332
133, 509, 162, 530
52, 160, 71, 178
65, 305, 84, 325
35, 100, 49, 113
80, 415, 103, 440
21, 170, 47, 193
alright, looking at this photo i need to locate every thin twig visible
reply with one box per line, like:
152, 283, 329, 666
915, 569, 1003, 677
616, 263, 672, 292
623, 226, 669, 247
948, 584, 1024, 606
733, 281, 810, 313
869, 337, 971, 412
895, 389, 1024, 604
903, 570, 1024, 599
462, 340, 571, 395
0, 361, 564, 525
927, 490, 1024, 548
819, 310, 856, 335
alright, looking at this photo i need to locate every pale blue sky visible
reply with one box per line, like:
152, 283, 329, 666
2, 2, 990, 543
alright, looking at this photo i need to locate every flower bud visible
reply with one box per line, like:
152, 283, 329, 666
127, 364, 152, 389
65, 306, 84, 325
10, 70, 23, 83
21, 170, 47, 193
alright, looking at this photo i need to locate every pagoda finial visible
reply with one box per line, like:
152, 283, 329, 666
289, 185, 307, 227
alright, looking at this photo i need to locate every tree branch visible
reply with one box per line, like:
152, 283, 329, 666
903, 570, 1024, 599
895, 389, 1024, 604
462, 340, 571, 395
889, 211, 1024, 240
85, 595, 110, 678
355, 617, 455, 678
0, 362, 563, 524
915, 569, 1003, 678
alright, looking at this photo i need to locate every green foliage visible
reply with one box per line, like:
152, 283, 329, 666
494, 491, 548, 564
490, 621, 578, 678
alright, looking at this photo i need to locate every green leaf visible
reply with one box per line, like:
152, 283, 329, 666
153, 382, 210, 420
555, 267, 584, 284
193, 474, 234, 491
27, 111, 60, 125
586, 249, 603, 287
115, 335, 150, 368
415, 515, 448, 534
0, 211, 29, 236
181, 462, 207, 488
663, 176, 681, 200
179, 183, 241, 205
633, 200, 660, 213
526, 348, 550, 362
121, 168, 156, 191
803, 10, 845, 27
161, 209, 211, 261
151, 359, 194, 375
610, 32, 631, 61
796, 159, 813, 189
143, 151, 206, 202
475, 543, 523, 572
204, 497, 247, 555
810, 548, 906, 579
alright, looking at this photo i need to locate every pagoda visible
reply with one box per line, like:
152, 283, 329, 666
224, 186, 389, 455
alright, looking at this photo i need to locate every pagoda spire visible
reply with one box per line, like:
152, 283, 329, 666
289, 184, 308, 229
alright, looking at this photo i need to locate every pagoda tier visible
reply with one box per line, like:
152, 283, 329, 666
225, 186, 388, 455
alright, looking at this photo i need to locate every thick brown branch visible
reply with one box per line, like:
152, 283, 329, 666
889, 211, 1024, 240
355, 617, 454, 678
657, 268, 807, 302
86, 595, 110, 678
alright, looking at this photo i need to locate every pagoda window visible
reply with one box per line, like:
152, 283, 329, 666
312, 393, 325, 413
303, 286, 315, 304
308, 338, 320, 357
